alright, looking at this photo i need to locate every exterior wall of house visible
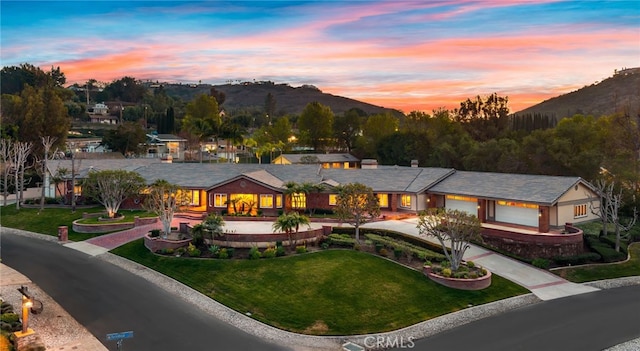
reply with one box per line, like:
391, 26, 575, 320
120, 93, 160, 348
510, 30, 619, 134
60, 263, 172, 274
555, 183, 600, 226
206, 179, 284, 216
415, 193, 429, 211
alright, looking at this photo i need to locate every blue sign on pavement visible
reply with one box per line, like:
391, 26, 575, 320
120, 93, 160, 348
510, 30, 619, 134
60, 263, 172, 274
106, 331, 134, 341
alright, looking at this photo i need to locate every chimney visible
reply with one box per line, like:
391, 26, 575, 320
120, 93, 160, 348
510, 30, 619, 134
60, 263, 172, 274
361, 159, 378, 169
411, 159, 419, 168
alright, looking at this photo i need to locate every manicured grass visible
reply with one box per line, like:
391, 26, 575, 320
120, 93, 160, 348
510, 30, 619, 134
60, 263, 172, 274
552, 243, 640, 283
112, 241, 529, 335
74, 210, 156, 224
1, 205, 107, 241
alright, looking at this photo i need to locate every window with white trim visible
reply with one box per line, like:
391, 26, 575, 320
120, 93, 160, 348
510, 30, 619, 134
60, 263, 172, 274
400, 194, 411, 208
260, 194, 274, 208
292, 192, 306, 209
214, 193, 227, 208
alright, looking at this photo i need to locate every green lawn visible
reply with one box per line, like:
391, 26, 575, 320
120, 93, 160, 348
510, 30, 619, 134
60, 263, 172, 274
552, 243, 640, 283
112, 240, 529, 335
74, 210, 156, 224
1, 205, 113, 241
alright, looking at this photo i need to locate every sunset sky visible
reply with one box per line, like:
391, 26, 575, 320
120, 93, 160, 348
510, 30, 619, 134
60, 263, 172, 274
2, 1, 638, 113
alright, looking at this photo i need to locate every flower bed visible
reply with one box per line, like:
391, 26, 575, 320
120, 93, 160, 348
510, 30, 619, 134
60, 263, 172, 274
143, 233, 191, 253
423, 264, 492, 290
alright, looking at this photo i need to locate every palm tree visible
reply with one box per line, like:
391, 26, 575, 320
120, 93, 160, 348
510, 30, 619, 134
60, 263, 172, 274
272, 212, 310, 248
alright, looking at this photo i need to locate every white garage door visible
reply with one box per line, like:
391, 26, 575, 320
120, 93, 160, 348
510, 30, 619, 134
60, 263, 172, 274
495, 204, 538, 227
446, 199, 477, 216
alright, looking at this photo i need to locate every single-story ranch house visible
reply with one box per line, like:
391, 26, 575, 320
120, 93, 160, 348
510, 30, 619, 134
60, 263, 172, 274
47, 159, 600, 258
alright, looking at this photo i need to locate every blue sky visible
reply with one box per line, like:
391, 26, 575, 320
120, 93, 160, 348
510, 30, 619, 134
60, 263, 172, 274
2, 1, 639, 112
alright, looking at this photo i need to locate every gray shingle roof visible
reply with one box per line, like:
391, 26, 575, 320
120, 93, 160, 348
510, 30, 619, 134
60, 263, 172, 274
428, 171, 584, 205
276, 153, 359, 163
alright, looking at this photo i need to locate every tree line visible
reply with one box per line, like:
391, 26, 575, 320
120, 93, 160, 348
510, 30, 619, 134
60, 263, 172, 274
1, 63, 638, 213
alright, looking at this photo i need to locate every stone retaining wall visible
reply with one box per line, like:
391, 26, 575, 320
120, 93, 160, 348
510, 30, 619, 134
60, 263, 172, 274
210, 226, 331, 248
143, 234, 191, 252
481, 223, 584, 259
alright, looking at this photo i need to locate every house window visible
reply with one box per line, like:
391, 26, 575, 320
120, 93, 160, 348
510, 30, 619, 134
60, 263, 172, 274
329, 194, 338, 206
214, 193, 227, 207
400, 194, 411, 208
292, 192, 306, 209
276, 194, 283, 208
73, 185, 82, 196
497, 200, 538, 209
377, 194, 389, 208
574, 204, 588, 218
260, 194, 274, 208
344, 162, 350, 169
332, 162, 341, 168
189, 190, 200, 206
446, 195, 477, 202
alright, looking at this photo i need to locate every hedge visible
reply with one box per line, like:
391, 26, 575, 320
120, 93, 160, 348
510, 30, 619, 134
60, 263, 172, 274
331, 227, 445, 254
364, 233, 445, 261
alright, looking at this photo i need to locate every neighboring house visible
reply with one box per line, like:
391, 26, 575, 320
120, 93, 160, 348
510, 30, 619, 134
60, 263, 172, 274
88, 102, 109, 115
146, 134, 187, 160
272, 153, 360, 169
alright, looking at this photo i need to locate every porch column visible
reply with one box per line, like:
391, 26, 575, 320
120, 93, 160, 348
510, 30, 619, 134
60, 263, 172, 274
538, 206, 550, 233
390, 194, 398, 212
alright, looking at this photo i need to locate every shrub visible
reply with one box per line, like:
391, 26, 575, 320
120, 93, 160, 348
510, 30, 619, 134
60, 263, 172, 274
466, 261, 475, 268
0, 301, 14, 314
186, 243, 201, 257
532, 258, 550, 269
379, 248, 388, 257
364, 233, 445, 262
149, 229, 160, 238
276, 240, 283, 248
441, 268, 452, 277
375, 243, 384, 253
320, 242, 329, 250
353, 243, 361, 251
424, 260, 432, 266
468, 272, 479, 279
480, 268, 488, 276
327, 233, 356, 247
263, 247, 277, 258
295, 245, 307, 254
249, 246, 262, 260
553, 253, 602, 266
599, 236, 628, 254
208, 245, 220, 256
276, 246, 286, 257
591, 245, 626, 263
226, 248, 235, 258
440, 260, 451, 268
161, 248, 174, 255
218, 248, 229, 259
453, 271, 468, 279
393, 248, 403, 259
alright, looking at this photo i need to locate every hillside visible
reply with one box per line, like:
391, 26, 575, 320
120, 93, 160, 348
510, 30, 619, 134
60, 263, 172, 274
161, 81, 403, 117
514, 67, 640, 119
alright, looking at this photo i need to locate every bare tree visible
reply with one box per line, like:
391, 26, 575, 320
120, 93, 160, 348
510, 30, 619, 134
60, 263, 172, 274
417, 208, 482, 271
11, 141, 33, 209
83, 170, 145, 218
39, 136, 58, 212
607, 186, 637, 252
143, 179, 190, 238
0, 139, 15, 206
588, 179, 610, 236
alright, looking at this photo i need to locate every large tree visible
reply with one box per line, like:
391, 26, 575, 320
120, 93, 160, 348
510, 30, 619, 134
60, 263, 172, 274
298, 102, 334, 152
182, 94, 221, 162
333, 108, 364, 152
335, 183, 380, 241
453, 93, 510, 141
83, 170, 146, 218
416, 208, 482, 271
143, 179, 190, 237
101, 122, 147, 156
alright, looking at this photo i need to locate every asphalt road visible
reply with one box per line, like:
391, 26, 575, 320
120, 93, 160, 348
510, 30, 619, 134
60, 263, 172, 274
1, 233, 289, 351
400, 284, 640, 351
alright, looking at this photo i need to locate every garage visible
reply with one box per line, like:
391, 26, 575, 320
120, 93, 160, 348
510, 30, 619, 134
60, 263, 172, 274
495, 203, 539, 227
445, 198, 478, 215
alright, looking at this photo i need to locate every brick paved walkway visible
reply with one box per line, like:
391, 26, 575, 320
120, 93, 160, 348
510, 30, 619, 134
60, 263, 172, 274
85, 222, 162, 250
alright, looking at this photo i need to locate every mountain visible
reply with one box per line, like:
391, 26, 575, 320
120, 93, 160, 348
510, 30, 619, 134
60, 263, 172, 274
513, 67, 640, 119
160, 81, 404, 117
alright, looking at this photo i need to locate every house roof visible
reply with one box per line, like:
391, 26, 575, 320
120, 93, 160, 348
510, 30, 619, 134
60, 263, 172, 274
428, 170, 587, 205
320, 166, 455, 192
47, 158, 161, 178
274, 153, 359, 164
146, 134, 187, 142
